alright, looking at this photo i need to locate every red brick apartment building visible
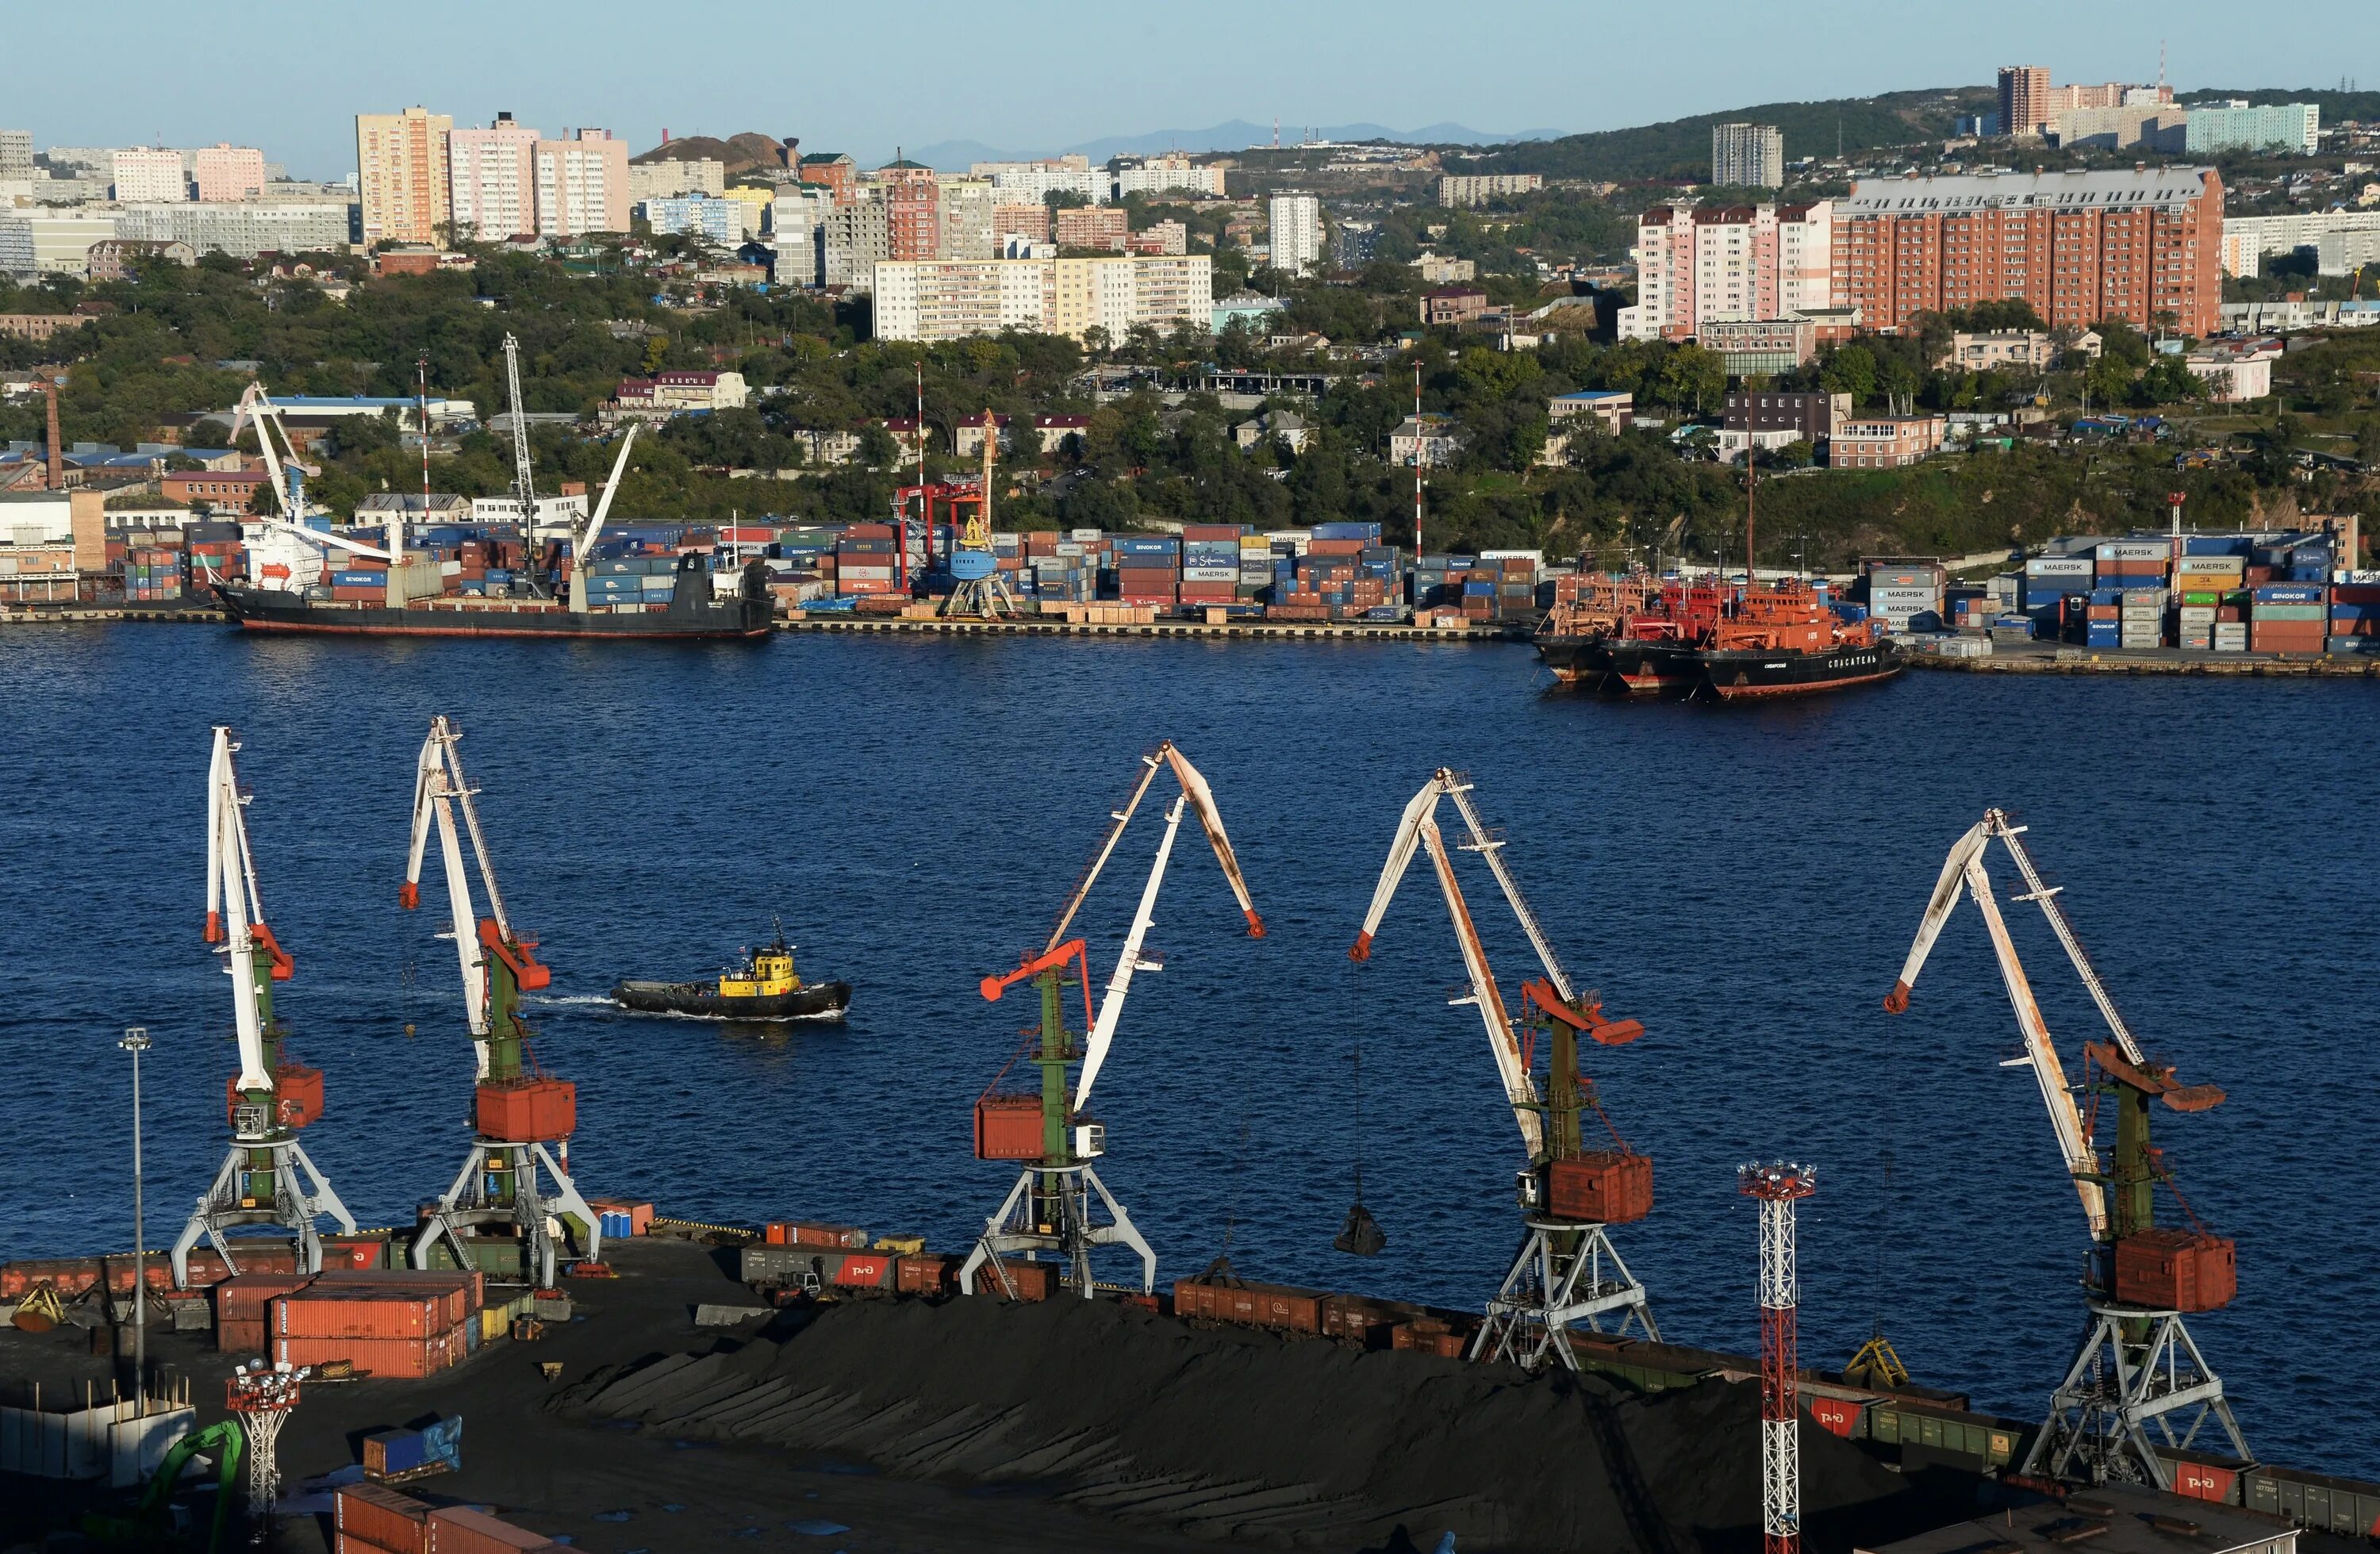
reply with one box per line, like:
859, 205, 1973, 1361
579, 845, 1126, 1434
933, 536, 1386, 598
1833, 167, 2222, 337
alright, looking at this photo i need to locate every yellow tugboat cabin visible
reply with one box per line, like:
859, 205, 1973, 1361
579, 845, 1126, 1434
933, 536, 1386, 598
720, 946, 802, 1000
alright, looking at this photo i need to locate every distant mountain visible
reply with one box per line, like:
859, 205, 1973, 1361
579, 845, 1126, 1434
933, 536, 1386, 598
904, 139, 1027, 171
1449, 87, 1993, 183
896, 121, 1566, 171
633, 132, 797, 175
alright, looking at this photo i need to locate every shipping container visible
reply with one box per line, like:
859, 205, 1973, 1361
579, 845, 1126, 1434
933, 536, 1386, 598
274, 1327, 466, 1379
214, 1271, 313, 1329
274, 1288, 447, 1340
973, 1259, 1055, 1299
336, 1483, 432, 1554
763, 1221, 869, 1249
426, 1505, 557, 1552
896, 1254, 958, 1295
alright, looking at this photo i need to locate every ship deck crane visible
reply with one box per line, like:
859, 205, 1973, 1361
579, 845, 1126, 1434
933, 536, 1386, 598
564, 424, 640, 614
401, 715, 601, 1288
226, 382, 400, 593
171, 727, 355, 1287
1885, 808, 2249, 1487
958, 741, 1261, 1299
1349, 768, 1655, 1369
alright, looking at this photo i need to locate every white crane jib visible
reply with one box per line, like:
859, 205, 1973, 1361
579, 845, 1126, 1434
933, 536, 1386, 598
1883, 808, 2148, 1240
1350, 769, 1573, 1000
1422, 819, 1544, 1157
566, 424, 640, 613
503, 333, 537, 525
402, 716, 510, 1064
205, 727, 278, 1095
1046, 741, 1263, 954
1075, 795, 1187, 1114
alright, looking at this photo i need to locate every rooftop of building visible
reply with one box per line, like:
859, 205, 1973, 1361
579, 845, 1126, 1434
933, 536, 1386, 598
1844, 167, 2217, 215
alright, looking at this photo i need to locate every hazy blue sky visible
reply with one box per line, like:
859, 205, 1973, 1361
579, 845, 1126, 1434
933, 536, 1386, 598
10, 0, 2378, 176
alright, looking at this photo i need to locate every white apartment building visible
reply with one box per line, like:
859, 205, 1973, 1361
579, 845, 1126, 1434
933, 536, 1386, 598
970, 155, 1104, 205
0, 130, 32, 182
450, 114, 539, 240
1268, 194, 1322, 276
824, 199, 889, 290
1438, 174, 1544, 207
1619, 200, 1833, 340
533, 129, 630, 237
2221, 210, 2380, 277
1710, 124, 1784, 189
1111, 155, 1225, 201
6, 212, 126, 274
770, 187, 833, 286
872, 254, 1213, 343
628, 159, 724, 204
938, 178, 1000, 261
111, 148, 186, 203
117, 202, 351, 259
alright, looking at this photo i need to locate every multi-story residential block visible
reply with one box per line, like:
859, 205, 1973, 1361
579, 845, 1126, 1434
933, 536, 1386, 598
1388, 414, 1464, 466
1055, 205, 1129, 251
1620, 201, 1833, 340
1420, 287, 1489, 327
2184, 102, 2320, 155
112, 148, 186, 203
628, 158, 724, 204
640, 195, 742, 244
969, 155, 1102, 205
2221, 210, 2380, 277
534, 129, 629, 237
1412, 252, 1476, 284
1128, 220, 1188, 256
1828, 413, 1946, 468
993, 203, 1050, 244
768, 187, 832, 286
0, 220, 36, 281
1710, 125, 1783, 189
1438, 174, 1543, 207
2048, 106, 2186, 151
823, 200, 889, 290
609, 370, 750, 420
1997, 67, 2171, 137
1832, 167, 2223, 336
356, 107, 453, 246
797, 152, 855, 202
192, 144, 265, 202
870, 253, 1213, 343
1110, 154, 1224, 201
933, 179, 999, 261
1724, 390, 1848, 443
877, 162, 939, 262
1267, 193, 1322, 275
116, 202, 351, 259
450, 113, 539, 240
1546, 390, 1633, 434
717, 183, 775, 237
0, 130, 32, 182
84, 239, 195, 281
1933, 329, 2094, 372
5, 212, 129, 274
1699, 317, 1817, 375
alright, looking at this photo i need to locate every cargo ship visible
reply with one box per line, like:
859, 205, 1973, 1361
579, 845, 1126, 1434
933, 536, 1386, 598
1537, 576, 1720, 696
612, 934, 851, 1020
217, 555, 776, 641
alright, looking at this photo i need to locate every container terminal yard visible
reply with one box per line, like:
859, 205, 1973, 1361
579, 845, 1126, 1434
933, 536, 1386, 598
2, 720, 2376, 1554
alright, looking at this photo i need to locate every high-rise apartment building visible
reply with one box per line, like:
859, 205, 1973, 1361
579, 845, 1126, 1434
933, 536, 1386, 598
111, 148, 186, 203
0, 129, 32, 182
1710, 125, 1783, 189
1833, 167, 2222, 336
1438, 174, 1544, 207
871, 253, 1214, 343
879, 163, 940, 262
449, 114, 540, 240
534, 129, 629, 237
1055, 205, 1129, 251
192, 144, 266, 202
2184, 102, 2320, 155
824, 201, 890, 290
1620, 201, 1834, 340
1267, 194, 1322, 276
356, 107, 454, 246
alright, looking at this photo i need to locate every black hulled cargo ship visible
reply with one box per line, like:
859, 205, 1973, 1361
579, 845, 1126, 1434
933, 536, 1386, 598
217, 555, 774, 640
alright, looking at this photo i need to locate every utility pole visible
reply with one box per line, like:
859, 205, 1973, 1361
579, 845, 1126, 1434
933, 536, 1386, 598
121, 1026, 152, 1403
1741, 1162, 1815, 1554
1413, 359, 1424, 558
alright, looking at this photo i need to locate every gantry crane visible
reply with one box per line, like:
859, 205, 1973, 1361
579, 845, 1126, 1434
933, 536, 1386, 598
1885, 808, 2249, 1487
401, 715, 601, 1287
171, 727, 355, 1287
958, 742, 1262, 1299
1349, 768, 1655, 1369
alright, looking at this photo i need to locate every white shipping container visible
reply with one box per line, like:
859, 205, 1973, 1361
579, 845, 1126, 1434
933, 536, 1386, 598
2178, 606, 2217, 625
2026, 558, 2094, 576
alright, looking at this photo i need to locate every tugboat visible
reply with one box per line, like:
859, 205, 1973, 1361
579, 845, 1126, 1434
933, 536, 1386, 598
1694, 582, 1899, 699
611, 935, 851, 1020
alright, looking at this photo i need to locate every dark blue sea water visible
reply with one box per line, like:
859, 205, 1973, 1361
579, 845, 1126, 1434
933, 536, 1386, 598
2, 627, 2374, 1477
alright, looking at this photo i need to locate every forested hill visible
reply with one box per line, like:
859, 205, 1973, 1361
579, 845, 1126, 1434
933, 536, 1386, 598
1441, 87, 1994, 183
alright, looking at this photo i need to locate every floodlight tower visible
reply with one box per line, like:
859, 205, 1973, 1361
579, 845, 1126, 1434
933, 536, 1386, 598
1741, 1162, 1815, 1554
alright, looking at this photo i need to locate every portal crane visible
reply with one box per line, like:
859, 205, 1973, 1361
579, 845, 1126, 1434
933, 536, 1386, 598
1349, 768, 1655, 1368
941, 410, 1020, 619
1885, 808, 2249, 1487
958, 742, 1262, 1299
401, 715, 601, 1287
171, 727, 355, 1287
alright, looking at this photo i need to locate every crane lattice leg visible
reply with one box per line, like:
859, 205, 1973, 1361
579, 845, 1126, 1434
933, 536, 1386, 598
1472, 1218, 1657, 1371
2021, 1302, 2252, 1488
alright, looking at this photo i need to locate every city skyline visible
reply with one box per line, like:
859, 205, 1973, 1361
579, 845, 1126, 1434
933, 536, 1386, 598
6, 0, 2378, 179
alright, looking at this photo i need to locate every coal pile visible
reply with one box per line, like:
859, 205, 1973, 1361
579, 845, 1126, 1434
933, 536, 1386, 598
553, 1296, 1933, 1554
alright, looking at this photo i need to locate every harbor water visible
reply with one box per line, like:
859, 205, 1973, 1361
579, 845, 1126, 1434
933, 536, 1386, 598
1, 626, 2375, 1477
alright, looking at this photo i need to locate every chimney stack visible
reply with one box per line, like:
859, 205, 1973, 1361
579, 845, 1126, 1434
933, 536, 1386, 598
41, 377, 63, 491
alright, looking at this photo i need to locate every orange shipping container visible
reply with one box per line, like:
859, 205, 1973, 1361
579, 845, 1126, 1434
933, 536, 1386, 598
1546, 1151, 1653, 1224
215, 1272, 314, 1326
274, 1288, 445, 1340
313, 1268, 480, 1324
275, 1327, 463, 1379
335, 1483, 432, 1554
973, 1260, 1054, 1300
426, 1505, 557, 1552
896, 1254, 957, 1295
217, 1318, 267, 1356
474, 1078, 575, 1142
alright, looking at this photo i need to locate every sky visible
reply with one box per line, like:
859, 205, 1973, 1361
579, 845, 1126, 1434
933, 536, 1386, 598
10, 0, 2380, 178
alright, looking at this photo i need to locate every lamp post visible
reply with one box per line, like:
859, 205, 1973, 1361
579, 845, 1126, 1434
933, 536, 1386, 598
120, 1025, 151, 1406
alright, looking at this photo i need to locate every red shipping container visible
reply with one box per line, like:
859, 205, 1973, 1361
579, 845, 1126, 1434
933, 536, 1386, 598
275, 1327, 462, 1379
831, 1253, 895, 1289
791, 1222, 869, 1249
225, 1064, 324, 1130
215, 1271, 315, 1326
314, 1268, 480, 1323
2113, 1229, 2236, 1312
474, 1079, 575, 1142
973, 1260, 1054, 1299
427, 1505, 557, 1552
217, 1318, 266, 1355
1546, 1151, 1653, 1225
2169, 1456, 2240, 1504
896, 1254, 958, 1295
1807, 1395, 1866, 1437
336, 1483, 432, 1554
973, 1094, 1045, 1160
274, 1288, 445, 1340
321, 1236, 389, 1272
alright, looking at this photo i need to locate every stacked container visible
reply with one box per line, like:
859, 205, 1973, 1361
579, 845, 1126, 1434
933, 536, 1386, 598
1111, 536, 1179, 604
269, 1269, 482, 1380
1178, 524, 1244, 608
2021, 555, 2093, 627
1865, 562, 1945, 633
2119, 586, 2167, 650
2329, 581, 2380, 652
2249, 583, 2328, 654
835, 524, 901, 597
1480, 551, 1539, 620
122, 545, 186, 604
